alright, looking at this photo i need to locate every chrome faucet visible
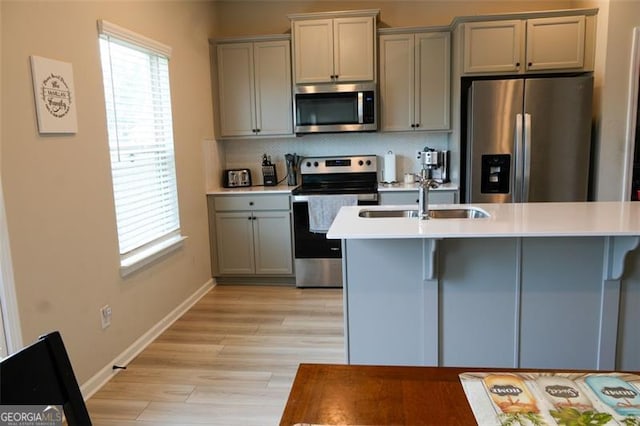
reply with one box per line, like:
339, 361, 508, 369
417, 169, 440, 220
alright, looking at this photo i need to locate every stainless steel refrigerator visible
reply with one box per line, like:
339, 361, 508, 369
464, 75, 593, 203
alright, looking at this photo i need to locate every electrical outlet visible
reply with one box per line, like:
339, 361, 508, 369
100, 305, 112, 329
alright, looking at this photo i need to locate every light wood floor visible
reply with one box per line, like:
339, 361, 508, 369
86, 285, 344, 426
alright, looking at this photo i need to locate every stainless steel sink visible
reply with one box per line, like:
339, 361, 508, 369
358, 207, 489, 219
359, 209, 420, 218
428, 208, 489, 219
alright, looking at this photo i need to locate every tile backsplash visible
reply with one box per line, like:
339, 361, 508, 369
210, 132, 452, 188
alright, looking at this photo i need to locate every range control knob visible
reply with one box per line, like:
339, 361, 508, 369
358, 160, 364, 166
313, 161, 319, 167
366, 160, 371, 166
305, 161, 311, 167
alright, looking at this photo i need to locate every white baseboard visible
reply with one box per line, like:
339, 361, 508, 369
80, 278, 216, 399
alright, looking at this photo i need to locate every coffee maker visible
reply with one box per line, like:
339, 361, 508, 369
417, 148, 449, 183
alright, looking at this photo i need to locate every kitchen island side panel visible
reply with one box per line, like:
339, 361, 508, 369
439, 238, 519, 368
341, 235, 638, 369
619, 248, 640, 371
344, 238, 425, 366
519, 237, 604, 369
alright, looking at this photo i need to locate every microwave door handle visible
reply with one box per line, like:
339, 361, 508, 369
357, 92, 364, 124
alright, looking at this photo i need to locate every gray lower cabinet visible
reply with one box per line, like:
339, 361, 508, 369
209, 194, 293, 276
379, 190, 457, 205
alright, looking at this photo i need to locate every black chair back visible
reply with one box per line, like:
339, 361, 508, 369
0, 331, 92, 425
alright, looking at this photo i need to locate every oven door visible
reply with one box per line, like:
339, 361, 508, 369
292, 194, 377, 287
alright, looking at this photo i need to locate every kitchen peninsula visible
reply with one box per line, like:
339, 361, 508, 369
327, 202, 640, 372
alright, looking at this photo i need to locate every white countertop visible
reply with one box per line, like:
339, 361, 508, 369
327, 202, 640, 239
208, 182, 459, 195
207, 183, 294, 195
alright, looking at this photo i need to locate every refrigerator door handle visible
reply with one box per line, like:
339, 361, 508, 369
523, 113, 532, 202
514, 113, 524, 202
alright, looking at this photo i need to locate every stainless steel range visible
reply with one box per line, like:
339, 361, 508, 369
291, 155, 379, 288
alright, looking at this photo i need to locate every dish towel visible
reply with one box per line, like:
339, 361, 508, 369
308, 195, 357, 233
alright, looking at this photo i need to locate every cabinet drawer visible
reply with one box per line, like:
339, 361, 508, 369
214, 194, 290, 211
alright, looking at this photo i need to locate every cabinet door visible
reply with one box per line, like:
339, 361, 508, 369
217, 43, 256, 137
333, 16, 375, 82
416, 32, 450, 130
429, 191, 456, 204
463, 20, 524, 74
215, 212, 255, 275
379, 191, 419, 205
254, 41, 293, 136
252, 211, 293, 275
380, 190, 457, 206
293, 19, 334, 84
379, 34, 415, 131
526, 16, 585, 71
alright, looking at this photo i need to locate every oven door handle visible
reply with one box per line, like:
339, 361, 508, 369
292, 193, 378, 203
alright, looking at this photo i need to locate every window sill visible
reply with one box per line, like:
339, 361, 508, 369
120, 235, 187, 278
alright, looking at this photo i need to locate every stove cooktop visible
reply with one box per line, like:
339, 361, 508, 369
293, 154, 379, 196
291, 184, 378, 196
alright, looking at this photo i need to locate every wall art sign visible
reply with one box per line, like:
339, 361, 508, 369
30, 56, 78, 134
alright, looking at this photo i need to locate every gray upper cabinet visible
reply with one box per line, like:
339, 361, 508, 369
461, 13, 595, 75
462, 20, 523, 74
379, 30, 450, 131
525, 16, 585, 71
290, 10, 378, 84
216, 38, 293, 138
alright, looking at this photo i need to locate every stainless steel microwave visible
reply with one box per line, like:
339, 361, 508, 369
293, 83, 377, 134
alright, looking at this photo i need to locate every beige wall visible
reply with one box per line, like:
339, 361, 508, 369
1, 1, 216, 382
591, 0, 640, 200
213, 0, 574, 36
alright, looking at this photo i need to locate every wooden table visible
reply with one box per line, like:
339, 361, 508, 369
279, 363, 480, 425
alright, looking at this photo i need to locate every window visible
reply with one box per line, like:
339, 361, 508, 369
98, 20, 184, 276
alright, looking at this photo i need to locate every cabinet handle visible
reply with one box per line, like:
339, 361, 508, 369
415, 123, 420, 128
528, 62, 533, 67
248, 216, 252, 220
516, 62, 520, 67
249, 201, 254, 206
410, 124, 415, 128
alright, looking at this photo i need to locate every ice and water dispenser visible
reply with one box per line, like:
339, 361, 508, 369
480, 154, 510, 194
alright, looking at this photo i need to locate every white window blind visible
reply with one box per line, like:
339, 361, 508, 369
98, 21, 182, 267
